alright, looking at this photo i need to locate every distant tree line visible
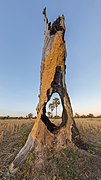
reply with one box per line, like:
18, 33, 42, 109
0, 113, 36, 120
74, 113, 101, 118
1, 112, 101, 120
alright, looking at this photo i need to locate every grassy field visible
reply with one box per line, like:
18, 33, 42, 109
0, 119, 34, 144
0, 118, 101, 179
75, 118, 101, 153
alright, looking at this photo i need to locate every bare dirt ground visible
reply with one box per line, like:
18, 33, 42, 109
0, 118, 101, 180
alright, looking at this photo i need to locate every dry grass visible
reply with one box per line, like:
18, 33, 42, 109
75, 118, 101, 154
75, 118, 101, 144
0, 118, 101, 147
0, 119, 34, 144
0, 118, 101, 179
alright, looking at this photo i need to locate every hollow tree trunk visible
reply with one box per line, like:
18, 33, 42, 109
9, 8, 80, 174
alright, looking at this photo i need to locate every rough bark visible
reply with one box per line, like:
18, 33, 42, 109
9, 8, 80, 174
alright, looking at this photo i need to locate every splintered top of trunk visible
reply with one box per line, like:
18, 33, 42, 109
43, 7, 66, 36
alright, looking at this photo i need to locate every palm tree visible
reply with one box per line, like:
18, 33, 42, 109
53, 97, 60, 117
47, 111, 51, 118
48, 103, 55, 118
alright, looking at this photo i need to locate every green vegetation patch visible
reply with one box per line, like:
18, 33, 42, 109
18, 123, 33, 148
53, 148, 79, 180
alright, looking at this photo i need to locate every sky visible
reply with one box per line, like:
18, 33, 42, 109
0, 0, 101, 117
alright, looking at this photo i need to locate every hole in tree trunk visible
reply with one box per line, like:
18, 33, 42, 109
46, 93, 63, 126
41, 93, 64, 133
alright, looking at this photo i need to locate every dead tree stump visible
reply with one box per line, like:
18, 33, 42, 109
9, 8, 79, 173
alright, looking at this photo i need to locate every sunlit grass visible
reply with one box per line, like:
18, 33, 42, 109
0, 119, 34, 144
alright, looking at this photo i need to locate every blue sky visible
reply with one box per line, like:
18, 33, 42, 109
0, 0, 101, 116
